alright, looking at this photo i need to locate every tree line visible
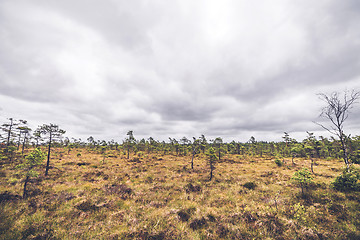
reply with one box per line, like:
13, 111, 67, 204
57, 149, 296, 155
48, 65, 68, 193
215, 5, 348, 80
1, 90, 359, 196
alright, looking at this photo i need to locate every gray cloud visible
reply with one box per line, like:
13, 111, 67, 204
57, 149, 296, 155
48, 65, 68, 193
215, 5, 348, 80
0, 0, 360, 142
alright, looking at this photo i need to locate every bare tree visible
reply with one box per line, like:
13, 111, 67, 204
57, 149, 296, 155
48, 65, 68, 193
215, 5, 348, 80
316, 90, 360, 171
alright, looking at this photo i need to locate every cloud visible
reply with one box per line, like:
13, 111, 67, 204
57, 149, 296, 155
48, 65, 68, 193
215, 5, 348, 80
0, 0, 360, 142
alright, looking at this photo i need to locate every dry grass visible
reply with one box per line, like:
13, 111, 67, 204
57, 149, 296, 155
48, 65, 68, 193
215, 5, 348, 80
1, 148, 359, 239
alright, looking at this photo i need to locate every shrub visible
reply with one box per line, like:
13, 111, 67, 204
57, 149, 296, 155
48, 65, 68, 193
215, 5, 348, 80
243, 181, 257, 190
274, 159, 283, 167
350, 151, 360, 164
332, 167, 360, 192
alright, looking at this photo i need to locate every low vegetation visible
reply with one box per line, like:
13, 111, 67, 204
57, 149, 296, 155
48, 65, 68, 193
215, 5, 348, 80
1, 146, 360, 239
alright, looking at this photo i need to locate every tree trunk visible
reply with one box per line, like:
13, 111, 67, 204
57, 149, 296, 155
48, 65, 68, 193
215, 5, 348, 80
292, 155, 295, 165
21, 133, 27, 155
17, 132, 22, 150
339, 132, 350, 171
6, 119, 13, 148
23, 175, 30, 198
45, 134, 52, 176
191, 148, 195, 169
218, 145, 221, 161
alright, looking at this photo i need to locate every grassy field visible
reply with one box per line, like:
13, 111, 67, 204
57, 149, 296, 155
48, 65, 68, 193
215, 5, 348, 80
1, 148, 360, 239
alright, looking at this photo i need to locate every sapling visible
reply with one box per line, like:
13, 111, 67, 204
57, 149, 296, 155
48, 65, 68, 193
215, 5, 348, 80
207, 147, 218, 180
292, 168, 314, 195
16, 148, 45, 198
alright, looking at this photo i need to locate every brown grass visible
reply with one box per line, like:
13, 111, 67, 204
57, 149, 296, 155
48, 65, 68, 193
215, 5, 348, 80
0, 148, 359, 239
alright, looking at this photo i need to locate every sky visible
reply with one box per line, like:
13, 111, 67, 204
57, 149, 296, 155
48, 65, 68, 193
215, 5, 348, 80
1, 0, 360, 143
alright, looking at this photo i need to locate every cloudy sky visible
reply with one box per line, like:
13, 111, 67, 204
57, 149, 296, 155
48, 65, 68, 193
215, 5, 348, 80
1, 0, 360, 143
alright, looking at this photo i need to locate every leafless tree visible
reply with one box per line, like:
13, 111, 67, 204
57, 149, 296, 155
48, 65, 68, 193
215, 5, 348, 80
316, 90, 360, 171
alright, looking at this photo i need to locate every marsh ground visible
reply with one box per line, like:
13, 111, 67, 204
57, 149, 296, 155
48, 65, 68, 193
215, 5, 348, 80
1, 148, 359, 239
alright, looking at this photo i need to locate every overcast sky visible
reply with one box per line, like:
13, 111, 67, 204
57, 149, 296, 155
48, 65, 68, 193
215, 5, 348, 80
1, 0, 360, 143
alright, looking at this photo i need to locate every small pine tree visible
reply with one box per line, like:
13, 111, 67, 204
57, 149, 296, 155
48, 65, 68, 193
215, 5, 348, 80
16, 148, 45, 198
292, 168, 314, 195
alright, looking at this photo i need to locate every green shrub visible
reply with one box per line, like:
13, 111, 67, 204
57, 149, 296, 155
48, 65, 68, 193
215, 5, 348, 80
350, 151, 360, 164
332, 167, 360, 192
274, 159, 283, 167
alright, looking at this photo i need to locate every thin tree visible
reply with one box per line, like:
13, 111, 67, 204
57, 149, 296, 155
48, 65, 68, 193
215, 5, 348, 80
180, 137, 190, 156
199, 134, 207, 154
21, 127, 31, 155
213, 137, 224, 160
125, 131, 136, 159
1, 118, 22, 152
207, 147, 218, 181
37, 124, 66, 176
316, 90, 360, 171
191, 137, 200, 169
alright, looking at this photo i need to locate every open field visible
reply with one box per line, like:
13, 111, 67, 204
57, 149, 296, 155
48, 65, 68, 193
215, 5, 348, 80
1, 148, 360, 239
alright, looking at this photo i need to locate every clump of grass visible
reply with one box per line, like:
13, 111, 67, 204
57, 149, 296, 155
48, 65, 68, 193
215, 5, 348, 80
184, 183, 201, 193
274, 159, 283, 167
177, 207, 196, 222
189, 217, 208, 230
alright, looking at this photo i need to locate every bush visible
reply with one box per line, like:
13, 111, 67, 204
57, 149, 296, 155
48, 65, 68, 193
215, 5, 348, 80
350, 151, 360, 164
243, 182, 257, 190
332, 167, 360, 192
274, 159, 283, 167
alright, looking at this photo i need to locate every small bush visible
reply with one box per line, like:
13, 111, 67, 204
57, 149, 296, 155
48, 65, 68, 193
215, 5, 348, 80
184, 183, 201, 193
275, 159, 283, 167
243, 181, 257, 190
332, 167, 360, 192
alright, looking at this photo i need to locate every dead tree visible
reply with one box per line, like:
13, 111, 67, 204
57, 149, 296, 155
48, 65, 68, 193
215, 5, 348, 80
316, 90, 360, 171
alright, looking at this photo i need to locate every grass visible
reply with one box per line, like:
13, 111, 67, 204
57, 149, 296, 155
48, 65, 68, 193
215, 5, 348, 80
1, 148, 360, 239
